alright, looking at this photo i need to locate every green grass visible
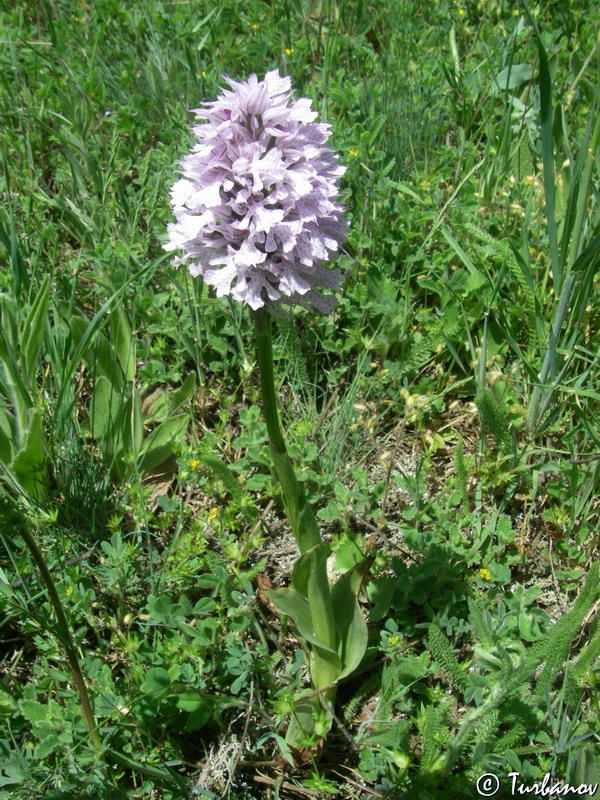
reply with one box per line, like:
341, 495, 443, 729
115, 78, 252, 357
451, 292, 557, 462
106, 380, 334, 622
0, 0, 599, 798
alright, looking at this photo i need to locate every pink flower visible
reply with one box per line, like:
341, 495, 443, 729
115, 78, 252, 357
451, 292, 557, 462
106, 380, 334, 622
165, 70, 347, 312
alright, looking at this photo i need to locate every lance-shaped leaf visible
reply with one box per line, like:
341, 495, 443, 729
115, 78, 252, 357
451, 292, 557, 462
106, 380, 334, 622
138, 415, 189, 474
110, 305, 136, 382
265, 586, 339, 661
290, 543, 340, 688
331, 556, 373, 680
285, 691, 330, 749
66, 309, 124, 390
91, 374, 125, 452
12, 408, 47, 501
142, 372, 196, 424
0, 405, 15, 468
21, 276, 51, 391
290, 543, 330, 596
0, 326, 31, 443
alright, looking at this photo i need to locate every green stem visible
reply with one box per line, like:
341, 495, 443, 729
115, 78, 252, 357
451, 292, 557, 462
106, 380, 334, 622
254, 308, 321, 554
19, 520, 100, 748
253, 308, 338, 691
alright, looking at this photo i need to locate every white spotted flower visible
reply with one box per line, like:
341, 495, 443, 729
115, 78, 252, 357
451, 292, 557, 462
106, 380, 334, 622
165, 69, 347, 312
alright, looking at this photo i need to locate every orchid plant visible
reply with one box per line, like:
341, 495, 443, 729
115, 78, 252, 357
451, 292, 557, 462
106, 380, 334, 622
165, 69, 370, 745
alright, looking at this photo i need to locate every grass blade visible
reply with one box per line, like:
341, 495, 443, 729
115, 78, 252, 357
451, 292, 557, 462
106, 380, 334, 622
522, 1, 560, 291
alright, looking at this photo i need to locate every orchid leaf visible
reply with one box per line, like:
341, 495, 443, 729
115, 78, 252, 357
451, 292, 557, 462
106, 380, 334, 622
331, 556, 373, 680
22, 275, 51, 391
66, 311, 124, 391
143, 372, 196, 424
12, 408, 47, 501
110, 305, 136, 382
289, 543, 340, 687
265, 586, 340, 661
91, 374, 124, 447
0, 406, 14, 467
138, 415, 189, 473
291, 543, 330, 597
286, 698, 319, 743
284, 691, 331, 749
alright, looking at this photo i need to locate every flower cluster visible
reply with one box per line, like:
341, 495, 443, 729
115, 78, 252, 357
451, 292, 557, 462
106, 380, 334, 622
165, 69, 347, 312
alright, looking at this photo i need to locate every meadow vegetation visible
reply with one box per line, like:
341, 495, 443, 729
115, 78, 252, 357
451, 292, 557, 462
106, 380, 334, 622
0, 0, 599, 797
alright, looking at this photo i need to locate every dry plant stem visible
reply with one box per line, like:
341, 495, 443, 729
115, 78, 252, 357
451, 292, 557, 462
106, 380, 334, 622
253, 307, 337, 688
252, 773, 322, 797
19, 520, 100, 748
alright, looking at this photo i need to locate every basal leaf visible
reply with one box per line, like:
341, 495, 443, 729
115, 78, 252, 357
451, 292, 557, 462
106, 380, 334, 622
291, 543, 330, 598
331, 557, 373, 680
0, 406, 15, 467
67, 311, 124, 391
90, 374, 125, 450
144, 372, 196, 423
138, 415, 189, 473
22, 275, 51, 390
284, 692, 324, 747
12, 408, 47, 501
110, 305, 136, 382
265, 586, 339, 658
492, 63, 533, 95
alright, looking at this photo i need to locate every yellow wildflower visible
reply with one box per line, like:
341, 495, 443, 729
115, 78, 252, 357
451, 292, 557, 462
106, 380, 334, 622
348, 147, 359, 157
251, 22, 260, 30
208, 507, 219, 521
389, 635, 399, 645
188, 459, 201, 470
201, 70, 206, 78
285, 47, 293, 55
479, 568, 491, 581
